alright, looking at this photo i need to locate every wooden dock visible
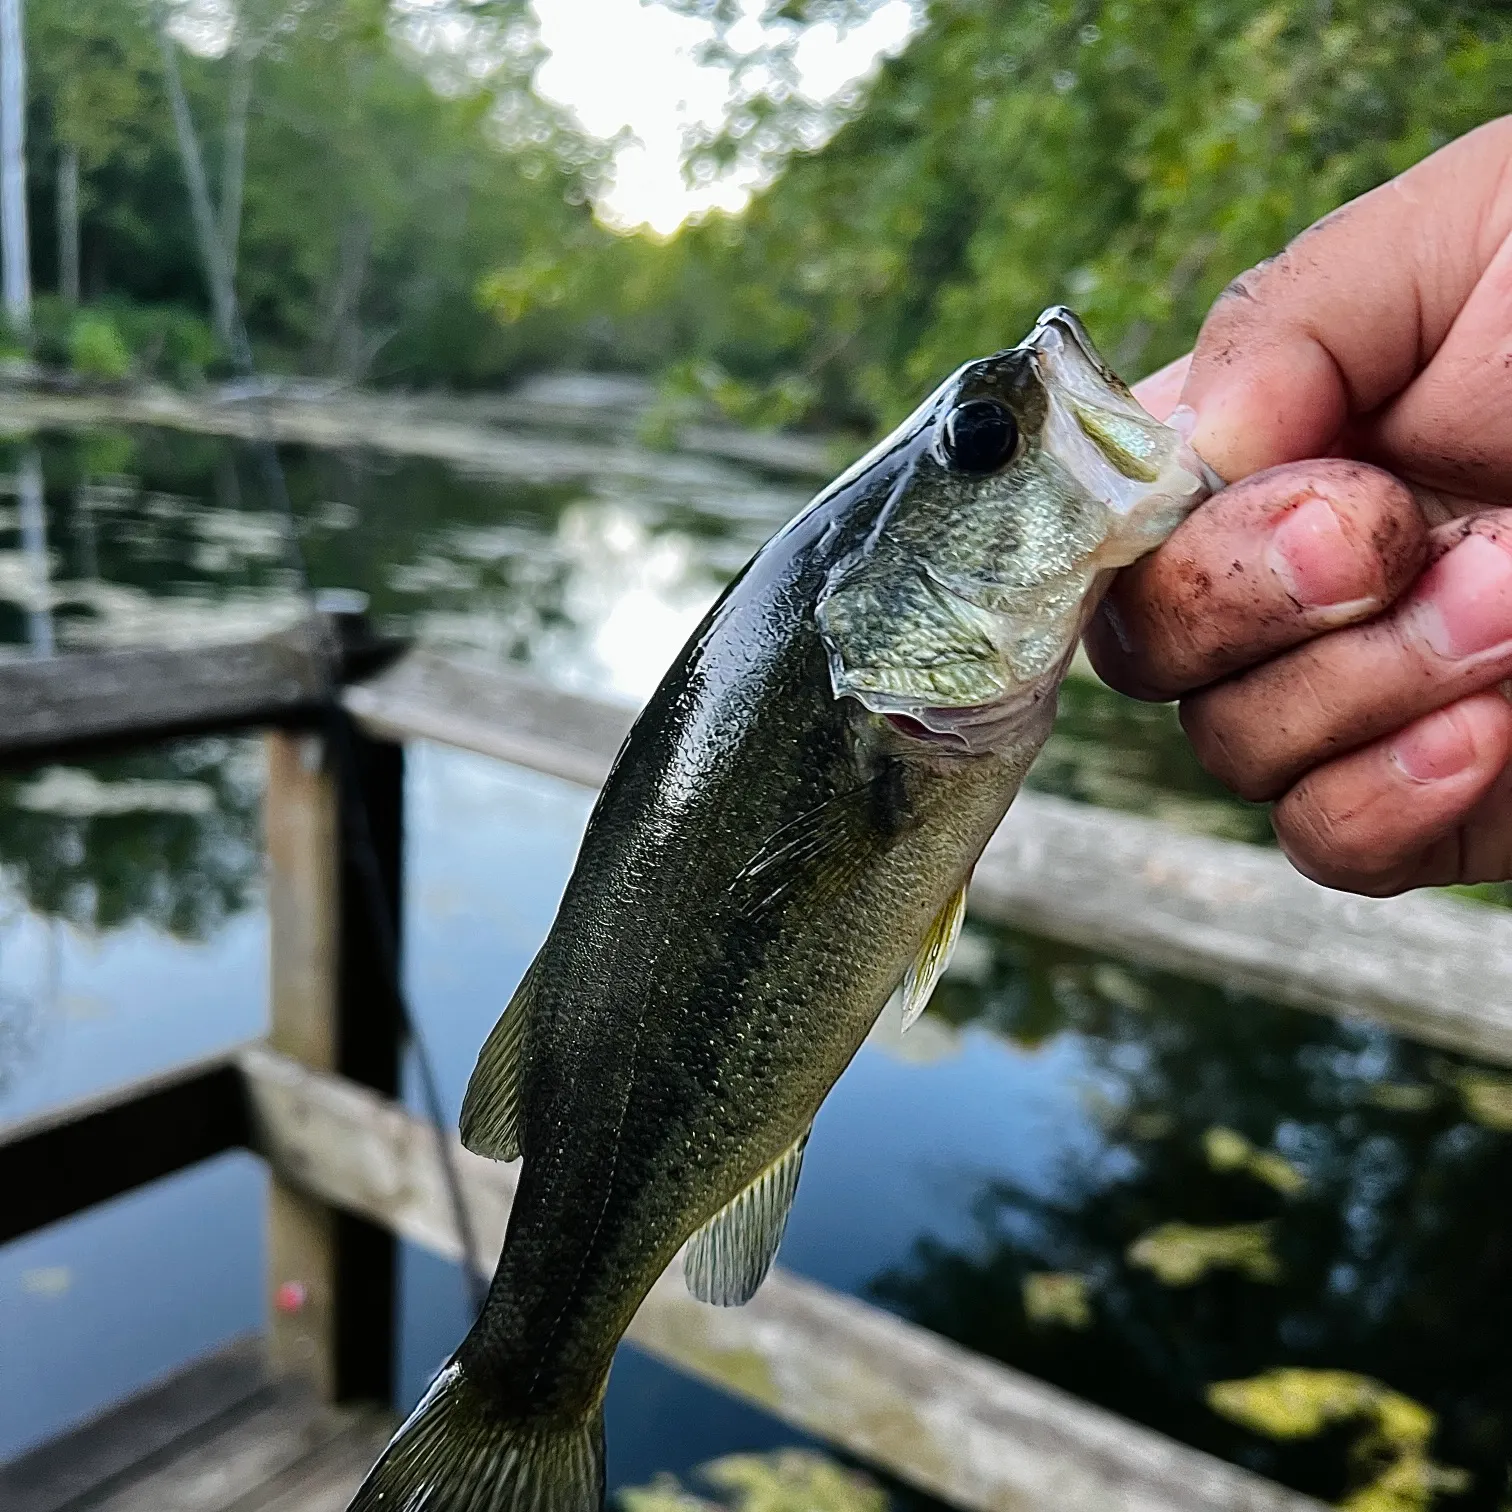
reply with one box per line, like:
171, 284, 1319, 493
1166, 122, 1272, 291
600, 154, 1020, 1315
14, 612, 1512, 1509
0, 1338, 394, 1512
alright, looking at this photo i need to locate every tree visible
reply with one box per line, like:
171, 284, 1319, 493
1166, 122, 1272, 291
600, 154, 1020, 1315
11, 0, 604, 384
26, 0, 160, 304
0, 0, 30, 330
490, 0, 1512, 431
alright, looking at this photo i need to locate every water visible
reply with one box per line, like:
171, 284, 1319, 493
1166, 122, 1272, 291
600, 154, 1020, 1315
0, 414, 1509, 1508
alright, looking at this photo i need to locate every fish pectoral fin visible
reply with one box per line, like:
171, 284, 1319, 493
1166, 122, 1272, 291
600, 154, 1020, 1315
685, 1127, 811, 1307
732, 775, 894, 920
900, 876, 969, 1031
459, 956, 539, 1161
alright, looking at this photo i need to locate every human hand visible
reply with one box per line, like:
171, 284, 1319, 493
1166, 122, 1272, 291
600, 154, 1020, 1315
1086, 117, 1512, 895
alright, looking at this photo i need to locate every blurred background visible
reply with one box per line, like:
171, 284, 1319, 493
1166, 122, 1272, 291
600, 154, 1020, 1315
3, 2, 1512, 1509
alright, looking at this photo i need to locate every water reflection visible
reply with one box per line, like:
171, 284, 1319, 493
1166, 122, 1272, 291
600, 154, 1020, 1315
871, 925, 1512, 1508
0, 738, 261, 938
0, 428, 803, 704
0, 424, 1273, 825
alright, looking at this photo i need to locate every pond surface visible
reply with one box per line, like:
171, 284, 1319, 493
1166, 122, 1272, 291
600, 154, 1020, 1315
0, 405, 1509, 1509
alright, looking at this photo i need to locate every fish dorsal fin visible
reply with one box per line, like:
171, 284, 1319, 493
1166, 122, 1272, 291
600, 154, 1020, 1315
459, 957, 539, 1161
900, 877, 968, 1031
685, 1128, 811, 1307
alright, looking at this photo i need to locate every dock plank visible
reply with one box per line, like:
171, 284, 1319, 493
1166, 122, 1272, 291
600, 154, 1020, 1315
0, 1047, 249, 1246
91, 1383, 364, 1512
227, 1411, 395, 1512
0, 620, 326, 763
0, 1338, 269, 1512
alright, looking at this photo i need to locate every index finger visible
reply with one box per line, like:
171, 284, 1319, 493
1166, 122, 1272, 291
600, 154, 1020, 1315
1181, 116, 1512, 482
1085, 458, 1425, 700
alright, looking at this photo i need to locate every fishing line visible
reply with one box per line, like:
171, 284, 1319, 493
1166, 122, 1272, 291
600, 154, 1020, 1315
250, 356, 490, 1322
249, 370, 490, 1320
151, 12, 490, 1318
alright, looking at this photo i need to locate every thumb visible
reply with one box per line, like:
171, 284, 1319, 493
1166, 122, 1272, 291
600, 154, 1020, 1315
1179, 117, 1512, 482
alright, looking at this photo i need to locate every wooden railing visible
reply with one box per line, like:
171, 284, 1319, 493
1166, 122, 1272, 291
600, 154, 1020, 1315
17, 613, 1512, 1510
347, 648, 1512, 1065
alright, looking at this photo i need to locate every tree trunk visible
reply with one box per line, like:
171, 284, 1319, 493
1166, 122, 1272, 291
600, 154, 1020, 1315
220, 36, 252, 283
317, 214, 373, 379
152, 8, 242, 362
0, 0, 30, 335
57, 145, 78, 306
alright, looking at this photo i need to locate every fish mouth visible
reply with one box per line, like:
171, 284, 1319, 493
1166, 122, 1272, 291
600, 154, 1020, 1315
1023, 304, 1218, 563
1024, 306, 1123, 390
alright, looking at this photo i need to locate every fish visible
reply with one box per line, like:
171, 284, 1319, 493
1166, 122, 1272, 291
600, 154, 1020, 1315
348, 307, 1217, 1512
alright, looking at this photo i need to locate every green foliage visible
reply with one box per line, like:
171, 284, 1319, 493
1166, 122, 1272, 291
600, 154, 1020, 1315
17, 0, 1512, 410
68, 309, 132, 382
503, 0, 1512, 432
18, 0, 607, 386
26, 295, 218, 384
618, 1451, 886, 1512
106, 300, 220, 384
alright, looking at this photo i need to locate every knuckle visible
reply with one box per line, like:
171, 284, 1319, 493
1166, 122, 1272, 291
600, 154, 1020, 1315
1218, 258, 1274, 309
1182, 656, 1338, 803
1082, 634, 1160, 702
1179, 694, 1277, 801
1091, 574, 1183, 699
1120, 545, 1238, 691
1273, 780, 1402, 890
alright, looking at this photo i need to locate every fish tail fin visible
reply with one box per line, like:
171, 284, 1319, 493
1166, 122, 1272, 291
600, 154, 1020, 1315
347, 1359, 605, 1512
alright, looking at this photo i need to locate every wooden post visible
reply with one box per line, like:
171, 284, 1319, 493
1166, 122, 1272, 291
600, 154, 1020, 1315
333, 723, 403, 1403
264, 705, 404, 1403
265, 727, 339, 1398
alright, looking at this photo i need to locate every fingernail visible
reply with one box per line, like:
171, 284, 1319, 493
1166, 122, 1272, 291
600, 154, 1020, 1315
1267, 494, 1379, 617
1166, 404, 1198, 441
1415, 533, 1512, 659
1391, 707, 1477, 783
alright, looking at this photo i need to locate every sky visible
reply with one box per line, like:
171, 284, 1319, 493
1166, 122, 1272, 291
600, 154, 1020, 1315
519, 0, 916, 233
167, 0, 916, 235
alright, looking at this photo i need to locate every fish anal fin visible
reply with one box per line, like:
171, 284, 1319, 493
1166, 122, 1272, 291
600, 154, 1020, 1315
459, 958, 538, 1161
685, 1128, 811, 1307
900, 876, 968, 1031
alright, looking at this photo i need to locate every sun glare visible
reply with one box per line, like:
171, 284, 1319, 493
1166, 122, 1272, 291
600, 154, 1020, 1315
532, 0, 917, 234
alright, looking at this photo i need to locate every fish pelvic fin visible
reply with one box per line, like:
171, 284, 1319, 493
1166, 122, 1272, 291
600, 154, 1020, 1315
347, 1359, 605, 1512
900, 875, 969, 1032
460, 958, 539, 1161
684, 1127, 810, 1307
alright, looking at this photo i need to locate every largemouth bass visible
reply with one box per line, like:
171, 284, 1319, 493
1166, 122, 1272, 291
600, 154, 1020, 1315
349, 309, 1216, 1512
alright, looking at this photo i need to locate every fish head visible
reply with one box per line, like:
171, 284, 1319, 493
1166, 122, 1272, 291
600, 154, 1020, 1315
815, 306, 1218, 753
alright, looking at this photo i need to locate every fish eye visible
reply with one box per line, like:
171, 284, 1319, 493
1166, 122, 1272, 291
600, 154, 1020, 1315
940, 399, 1018, 474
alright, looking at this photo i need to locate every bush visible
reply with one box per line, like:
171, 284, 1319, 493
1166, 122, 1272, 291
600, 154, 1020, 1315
15, 297, 221, 387
69, 311, 132, 382
108, 303, 220, 387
